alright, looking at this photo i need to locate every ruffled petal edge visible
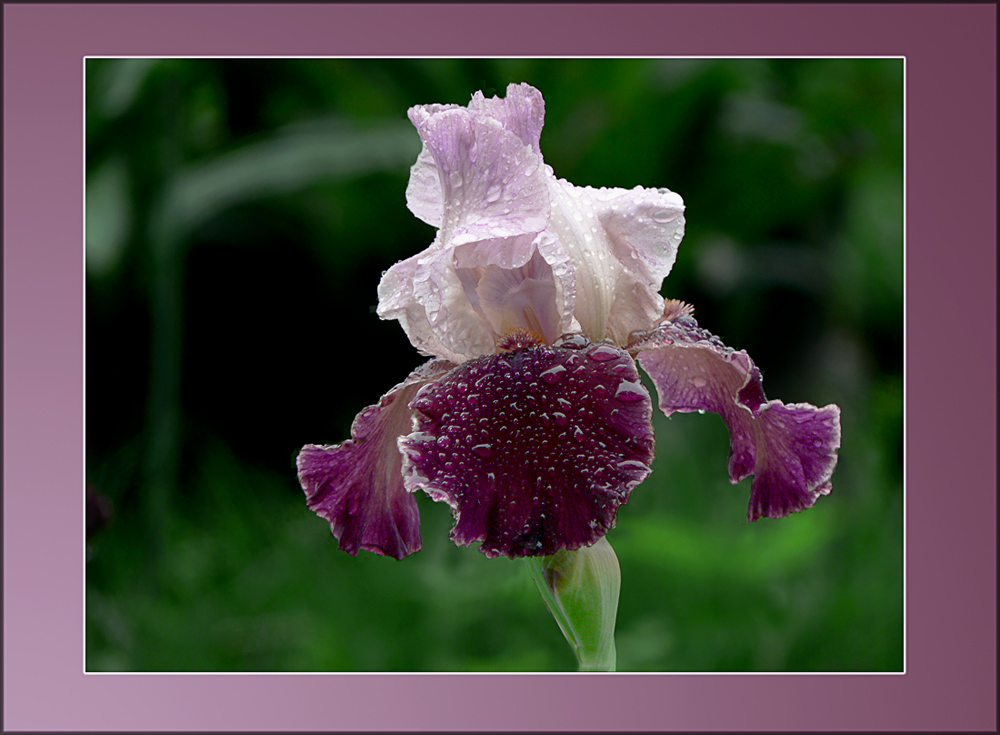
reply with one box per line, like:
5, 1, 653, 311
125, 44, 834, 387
631, 310, 840, 521
296, 358, 454, 558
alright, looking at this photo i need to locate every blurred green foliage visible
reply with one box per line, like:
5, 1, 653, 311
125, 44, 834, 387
86, 58, 902, 672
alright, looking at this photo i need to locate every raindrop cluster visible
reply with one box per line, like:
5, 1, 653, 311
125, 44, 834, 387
400, 333, 656, 557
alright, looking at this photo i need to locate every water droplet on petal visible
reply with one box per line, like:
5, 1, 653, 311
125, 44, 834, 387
539, 364, 567, 383
652, 208, 678, 223
472, 444, 493, 458
587, 345, 620, 362
615, 379, 646, 403
556, 333, 589, 350
616, 459, 648, 472
691, 376, 707, 388
449, 170, 463, 188
485, 183, 503, 203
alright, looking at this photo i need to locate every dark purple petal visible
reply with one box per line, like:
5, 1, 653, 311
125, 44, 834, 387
631, 312, 841, 521
297, 359, 454, 559
399, 335, 655, 558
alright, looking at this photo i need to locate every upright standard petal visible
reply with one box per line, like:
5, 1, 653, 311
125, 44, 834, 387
388, 83, 689, 362
631, 308, 840, 521
399, 333, 655, 558
406, 103, 550, 245
405, 83, 546, 227
379, 230, 577, 363
452, 231, 579, 347
404, 102, 463, 228
376, 249, 471, 363
467, 82, 546, 155
546, 180, 686, 346
297, 358, 454, 559
382, 87, 562, 362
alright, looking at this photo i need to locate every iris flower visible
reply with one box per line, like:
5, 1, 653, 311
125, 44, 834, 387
297, 83, 841, 567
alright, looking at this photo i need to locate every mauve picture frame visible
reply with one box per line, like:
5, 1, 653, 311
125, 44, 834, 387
4, 2, 996, 731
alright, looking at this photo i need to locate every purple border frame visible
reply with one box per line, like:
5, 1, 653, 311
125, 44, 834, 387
4, 3, 995, 731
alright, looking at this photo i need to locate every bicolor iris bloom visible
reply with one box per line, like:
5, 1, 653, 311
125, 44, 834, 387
297, 83, 841, 561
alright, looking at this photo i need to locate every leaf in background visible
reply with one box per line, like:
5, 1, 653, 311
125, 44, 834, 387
153, 119, 421, 251
86, 57, 162, 123
615, 511, 835, 585
86, 155, 131, 277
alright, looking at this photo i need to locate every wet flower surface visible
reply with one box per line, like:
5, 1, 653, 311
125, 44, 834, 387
399, 331, 655, 558
297, 83, 841, 561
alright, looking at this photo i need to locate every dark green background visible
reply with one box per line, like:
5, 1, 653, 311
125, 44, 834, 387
86, 58, 903, 672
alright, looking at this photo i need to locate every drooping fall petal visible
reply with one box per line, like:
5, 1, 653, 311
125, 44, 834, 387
631, 312, 840, 521
399, 334, 655, 558
297, 359, 453, 559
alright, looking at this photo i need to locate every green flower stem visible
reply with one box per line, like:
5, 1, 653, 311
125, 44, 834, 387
527, 536, 621, 672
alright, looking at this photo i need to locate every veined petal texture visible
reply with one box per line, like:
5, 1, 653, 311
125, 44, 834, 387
632, 312, 841, 521
296, 358, 454, 559
546, 180, 685, 345
399, 334, 655, 558
381, 82, 685, 362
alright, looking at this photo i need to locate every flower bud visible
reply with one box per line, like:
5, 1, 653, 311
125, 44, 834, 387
528, 535, 621, 671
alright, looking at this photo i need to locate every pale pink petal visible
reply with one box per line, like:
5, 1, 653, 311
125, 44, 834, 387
380, 230, 579, 362
376, 249, 469, 364
404, 102, 464, 227
405, 146, 446, 228
412, 245, 498, 360
453, 230, 578, 345
546, 179, 686, 345
467, 82, 546, 155
405, 85, 546, 228
598, 185, 685, 285
406, 107, 550, 245
392, 83, 686, 362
